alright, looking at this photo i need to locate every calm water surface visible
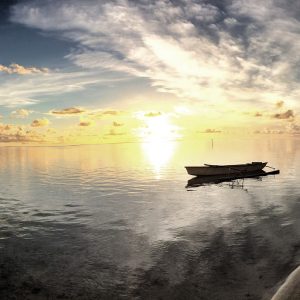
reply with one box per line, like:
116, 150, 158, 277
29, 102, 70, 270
0, 136, 300, 299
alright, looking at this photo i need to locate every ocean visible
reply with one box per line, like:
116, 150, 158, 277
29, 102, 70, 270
0, 135, 299, 299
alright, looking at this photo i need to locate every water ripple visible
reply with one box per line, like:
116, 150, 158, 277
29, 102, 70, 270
0, 140, 298, 299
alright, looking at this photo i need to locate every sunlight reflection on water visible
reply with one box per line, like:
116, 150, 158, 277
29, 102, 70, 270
141, 140, 177, 178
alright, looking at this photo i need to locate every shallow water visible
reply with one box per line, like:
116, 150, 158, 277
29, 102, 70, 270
0, 136, 300, 299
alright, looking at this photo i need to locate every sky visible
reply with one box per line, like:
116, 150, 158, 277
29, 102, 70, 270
0, 0, 300, 145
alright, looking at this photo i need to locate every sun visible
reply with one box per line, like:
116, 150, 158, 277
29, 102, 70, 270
138, 114, 181, 142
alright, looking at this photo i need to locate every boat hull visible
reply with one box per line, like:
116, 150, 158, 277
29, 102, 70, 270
185, 162, 267, 176
186, 169, 279, 188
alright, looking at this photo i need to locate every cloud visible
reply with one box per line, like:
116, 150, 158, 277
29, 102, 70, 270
10, 108, 30, 118
8, 0, 300, 113
272, 109, 294, 120
102, 110, 120, 116
0, 123, 46, 143
31, 118, 50, 127
202, 128, 222, 133
106, 129, 125, 136
113, 121, 123, 127
0, 63, 48, 75
144, 112, 161, 117
0, 65, 126, 107
254, 112, 263, 117
51, 107, 85, 115
276, 101, 284, 109
2, 124, 12, 131
79, 121, 91, 126
286, 123, 300, 133
88, 109, 122, 119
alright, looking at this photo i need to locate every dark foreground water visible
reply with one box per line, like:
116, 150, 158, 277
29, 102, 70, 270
0, 136, 300, 299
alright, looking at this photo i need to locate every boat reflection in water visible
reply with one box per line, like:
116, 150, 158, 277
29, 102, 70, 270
186, 169, 280, 189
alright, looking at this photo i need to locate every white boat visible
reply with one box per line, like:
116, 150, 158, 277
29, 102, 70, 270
185, 162, 267, 176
